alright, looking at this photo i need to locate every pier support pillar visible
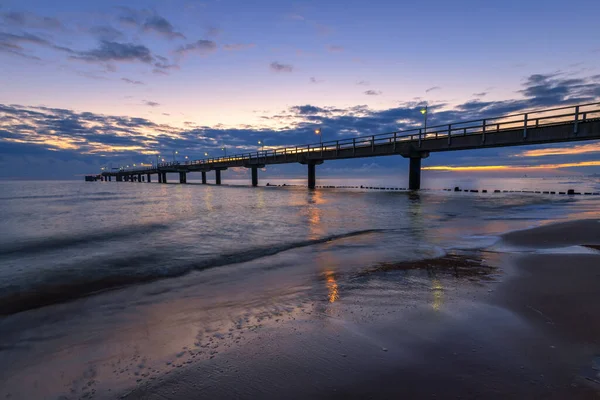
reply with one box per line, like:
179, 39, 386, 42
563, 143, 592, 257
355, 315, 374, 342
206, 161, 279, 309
108, 176, 112, 182
201, 171, 207, 184
147, 174, 151, 183
251, 166, 258, 187
215, 169, 221, 185
162, 173, 167, 184
138, 174, 142, 182
308, 163, 316, 189
158, 173, 162, 183
179, 172, 187, 184
409, 157, 421, 191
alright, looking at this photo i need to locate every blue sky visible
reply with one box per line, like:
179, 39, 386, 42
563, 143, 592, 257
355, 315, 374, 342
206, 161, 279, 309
1, 0, 600, 179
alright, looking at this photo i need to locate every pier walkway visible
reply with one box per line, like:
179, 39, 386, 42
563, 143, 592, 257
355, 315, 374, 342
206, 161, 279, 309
99, 102, 600, 189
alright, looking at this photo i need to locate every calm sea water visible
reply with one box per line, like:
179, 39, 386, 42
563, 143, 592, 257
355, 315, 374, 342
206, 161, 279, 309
0, 177, 598, 398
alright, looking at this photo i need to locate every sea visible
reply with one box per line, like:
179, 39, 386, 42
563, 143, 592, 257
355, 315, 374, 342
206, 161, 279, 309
0, 176, 599, 399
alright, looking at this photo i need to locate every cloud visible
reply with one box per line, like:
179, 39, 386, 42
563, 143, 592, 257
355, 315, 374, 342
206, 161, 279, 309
364, 90, 382, 96
143, 16, 185, 39
121, 78, 145, 85
89, 26, 125, 41
1, 71, 599, 178
356, 80, 369, 86
309, 77, 323, 84
327, 45, 344, 52
270, 62, 293, 72
143, 101, 160, 107
0, 31, 74, 59
223, 43, 255, 51
2, 11, 64, 31
425, 86, 441, 93
290, 105, 326, 115
71, 41, 153, 63
175, 40, 217, 55
473, 92, 488, 97
516, 142, 600, 158
289, 14, 305, 21
206, 26, 221, 37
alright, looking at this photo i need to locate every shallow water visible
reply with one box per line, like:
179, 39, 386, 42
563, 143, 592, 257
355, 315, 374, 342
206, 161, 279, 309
0, 178, 598, 398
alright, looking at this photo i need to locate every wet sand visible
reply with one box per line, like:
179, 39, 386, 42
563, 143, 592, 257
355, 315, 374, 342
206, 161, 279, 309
120, 219, 600, 399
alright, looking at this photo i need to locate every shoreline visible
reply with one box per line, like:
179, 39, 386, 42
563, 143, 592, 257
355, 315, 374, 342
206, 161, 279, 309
118, 219, 600, 399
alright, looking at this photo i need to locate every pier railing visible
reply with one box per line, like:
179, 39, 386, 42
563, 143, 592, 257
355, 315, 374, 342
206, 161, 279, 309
120, 102, 600, 172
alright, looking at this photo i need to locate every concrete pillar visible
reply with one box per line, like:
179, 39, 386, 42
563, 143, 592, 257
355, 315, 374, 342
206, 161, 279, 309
179, 172, 187, 184
138, 174, 142, 182
108, 176, 112, 182
215, 170, 221, 185
162, 173, 167, 184
308, 163, 316, 189
201, 171, 207, 184
251, 166, 258, 187
147, 174, 151, 183
409, 157, 421, 190
158, 173, 163, 183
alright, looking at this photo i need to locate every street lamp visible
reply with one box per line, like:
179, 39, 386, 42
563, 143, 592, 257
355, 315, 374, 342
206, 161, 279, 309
221, 146, 227, 157
258, 140, 264, 152
173, 150, 178, 162
420, 105, 428, 133
315, 128, 322, 144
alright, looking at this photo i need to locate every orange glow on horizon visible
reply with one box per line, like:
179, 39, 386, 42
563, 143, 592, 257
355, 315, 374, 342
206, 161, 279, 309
424, 160, 600, 172
517, 142, 600, 157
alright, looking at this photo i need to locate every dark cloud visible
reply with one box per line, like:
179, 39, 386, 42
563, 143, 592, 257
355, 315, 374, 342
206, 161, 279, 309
89, 26, 125, 41
71, 41, 153, 63
356, 80, 369, 86
473, 92, 488, 97
426, 86, 441, 93
143, 16, 185, 39
309, 77, 323, 84
144, 101, 160, 107
2, 11, 64, 31
364, 90, 382, 96
223, 43, 255, 51
270, 62, 293, 72
121, 78, 145, 85
175, 40, 217, 55
0, 31, 74, 58
290, 105, 326, 115
327, 45, 344, 52
116, 8, 184, 39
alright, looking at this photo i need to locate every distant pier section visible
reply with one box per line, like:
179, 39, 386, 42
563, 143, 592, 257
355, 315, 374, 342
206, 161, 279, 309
92, 102, 600, 189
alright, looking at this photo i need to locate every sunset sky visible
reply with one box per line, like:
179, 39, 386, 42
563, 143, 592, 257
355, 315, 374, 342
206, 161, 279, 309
1, 0, 600, 179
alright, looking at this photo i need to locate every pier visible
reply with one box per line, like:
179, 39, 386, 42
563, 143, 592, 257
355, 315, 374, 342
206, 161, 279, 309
99, 102, 600, 189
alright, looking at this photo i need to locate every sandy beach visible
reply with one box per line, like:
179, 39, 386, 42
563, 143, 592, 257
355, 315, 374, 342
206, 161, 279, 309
118, 219, 600, 399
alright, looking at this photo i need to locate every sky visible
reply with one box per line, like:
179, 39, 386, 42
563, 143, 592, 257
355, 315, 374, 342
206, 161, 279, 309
1, 0, 600, 180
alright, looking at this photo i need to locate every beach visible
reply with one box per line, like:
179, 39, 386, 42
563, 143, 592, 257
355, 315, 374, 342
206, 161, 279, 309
118, 220, 600, 399
0, 179, 599, 399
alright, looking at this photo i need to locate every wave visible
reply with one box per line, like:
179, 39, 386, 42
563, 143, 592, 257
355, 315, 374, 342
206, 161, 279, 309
0, 223, 171, 257
0, 191, 120, 201
0, 229, 384, 316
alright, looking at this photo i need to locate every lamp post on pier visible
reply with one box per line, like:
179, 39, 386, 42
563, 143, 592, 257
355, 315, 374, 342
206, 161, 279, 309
315, 128, 322, 144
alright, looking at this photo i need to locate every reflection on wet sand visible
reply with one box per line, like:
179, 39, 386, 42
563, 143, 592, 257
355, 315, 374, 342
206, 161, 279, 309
325, 271, 339, 303
431, 277, 444, 311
